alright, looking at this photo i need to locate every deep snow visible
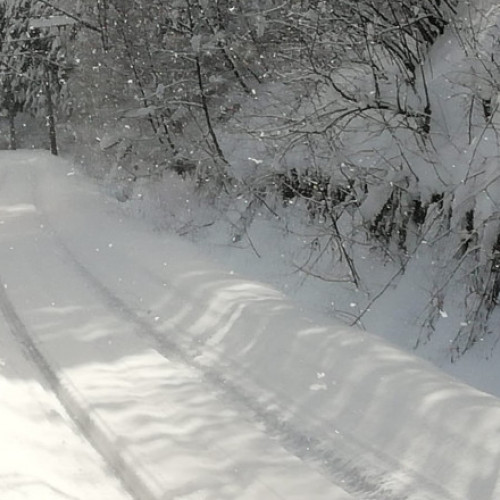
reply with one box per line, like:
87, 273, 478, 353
0, 313, 132, 500
0, 150, 353, 499
1, 150, 500, 499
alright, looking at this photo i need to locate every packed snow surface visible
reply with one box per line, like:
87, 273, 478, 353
1, 150, 500, 500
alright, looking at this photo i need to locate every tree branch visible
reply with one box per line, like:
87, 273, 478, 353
36, 0, 102, 34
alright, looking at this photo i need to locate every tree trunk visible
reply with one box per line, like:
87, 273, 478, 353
44, 64, 58, 156
7, 107, 16, 151
4, 88, 17, 150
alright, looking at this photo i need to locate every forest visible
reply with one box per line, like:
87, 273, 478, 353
2, 0, 500, 367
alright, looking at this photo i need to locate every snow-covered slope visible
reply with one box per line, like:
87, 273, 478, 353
1, 150, 500, 499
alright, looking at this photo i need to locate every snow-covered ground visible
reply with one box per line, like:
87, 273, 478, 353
1, 150, 500, 499
0, 150, 353, 500
0, 314, 132, 500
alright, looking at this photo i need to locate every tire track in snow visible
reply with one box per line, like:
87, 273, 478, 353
5, 165, 358, 500
0, 277, 156, 500
26, 169, 453, 500
0, 164, 152, 500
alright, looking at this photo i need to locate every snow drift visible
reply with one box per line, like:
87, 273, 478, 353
9, 150, 495, 500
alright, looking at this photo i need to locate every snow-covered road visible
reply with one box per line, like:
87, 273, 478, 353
1, 150, 500, 500
0, 307, 133, 500
0, 151, 354, 499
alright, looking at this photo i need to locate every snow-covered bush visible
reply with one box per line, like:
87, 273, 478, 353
224, 0, 500, 357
